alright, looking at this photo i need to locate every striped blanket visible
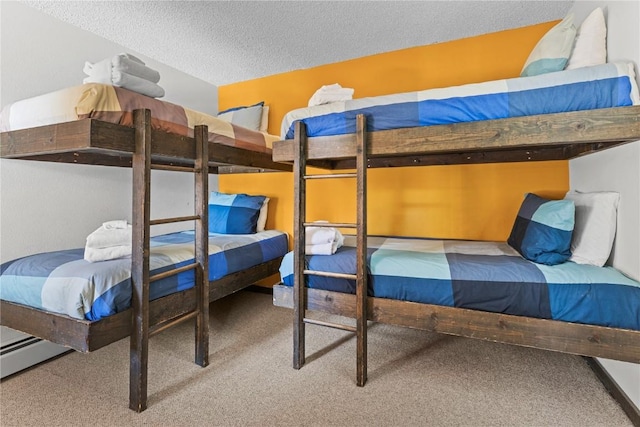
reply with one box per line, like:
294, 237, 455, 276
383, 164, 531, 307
0, 83, 278, 152
1, 230, 288, 321
279, 236, 640, 331
281, 61, 640, 139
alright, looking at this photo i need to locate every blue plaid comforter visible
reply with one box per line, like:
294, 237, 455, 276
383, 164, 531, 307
280, 236, 640, 331
281, 62, 639, 139
1, 230, 288, 321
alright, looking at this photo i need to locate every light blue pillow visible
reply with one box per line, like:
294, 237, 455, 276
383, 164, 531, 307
217, 101, 264, 131
208, 191, 266, 234
521, 14, 577, 77
508, 193, 575, 265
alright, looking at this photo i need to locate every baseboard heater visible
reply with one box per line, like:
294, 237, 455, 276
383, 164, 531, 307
1, 335, 69, 379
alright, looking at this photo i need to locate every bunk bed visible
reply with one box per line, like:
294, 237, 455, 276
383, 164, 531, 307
0, 83, 291, 412
271, 61, 640, 393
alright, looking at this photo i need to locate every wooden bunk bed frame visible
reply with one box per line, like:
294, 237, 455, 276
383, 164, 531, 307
0, 109, 291, 412
271, 106, 640, 397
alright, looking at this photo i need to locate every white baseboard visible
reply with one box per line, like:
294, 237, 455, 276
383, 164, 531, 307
1, 329, 69, 379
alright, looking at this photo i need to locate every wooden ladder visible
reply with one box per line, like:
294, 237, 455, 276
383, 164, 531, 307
129, 109, 210, 412
292, 114, 369, 386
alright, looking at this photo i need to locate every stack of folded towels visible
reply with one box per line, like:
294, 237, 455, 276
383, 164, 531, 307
84, 220, 132, 263
83, 53, 165, 98
308, 83, 354, 107
305, 221, 345, 255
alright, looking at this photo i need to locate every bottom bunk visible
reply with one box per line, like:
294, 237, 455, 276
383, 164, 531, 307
1, 230, 288, 352
273, 235, 640, 366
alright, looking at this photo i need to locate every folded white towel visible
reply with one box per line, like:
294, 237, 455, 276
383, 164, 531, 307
102, 219, 129, 230
83, 53, 164, 98
83, 71, 165, 98
85, 222, 132, 249
308, 83, 354, 107
305, 224, 344, 255
84, 245, 132, 263
83, 53, 161, 84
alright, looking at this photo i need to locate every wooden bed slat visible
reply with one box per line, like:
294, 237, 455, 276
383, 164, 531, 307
272, 106, 640, 167
1, 119, 292, 172
273, 285, 640, 364
0, 257, 284, 353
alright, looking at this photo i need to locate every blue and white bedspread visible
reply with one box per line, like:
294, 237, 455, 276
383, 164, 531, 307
1, 230, 288, 321
279, 236, 640, 331
281, 61, 640, 139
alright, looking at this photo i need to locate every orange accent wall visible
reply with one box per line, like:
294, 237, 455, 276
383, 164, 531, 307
219, 21, 569, 285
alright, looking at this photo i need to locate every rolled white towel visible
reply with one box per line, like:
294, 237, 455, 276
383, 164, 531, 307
308, 83, 354, 107
85, 222, 132, 249
84, 245, 132, 263
305, 224, 344, 255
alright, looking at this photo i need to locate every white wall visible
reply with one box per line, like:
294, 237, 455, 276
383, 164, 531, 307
570, 0, 640, 411
1, 1, 220, 263
0, 1, 220, 373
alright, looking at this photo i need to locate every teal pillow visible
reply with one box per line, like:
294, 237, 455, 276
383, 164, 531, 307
508, 193, 575, 265
521, 14, 577, 77
208, 191, 266, 234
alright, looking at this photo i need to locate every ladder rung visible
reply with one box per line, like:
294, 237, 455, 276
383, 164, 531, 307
152, 164, 200, 173
305, 173, 357, 180
150, 310, 198, 337
304, 269, 357, 280
150, 262, 199, 282
303, 222, 356, 229
150, 215, 200, 226
303, 317, 357, 332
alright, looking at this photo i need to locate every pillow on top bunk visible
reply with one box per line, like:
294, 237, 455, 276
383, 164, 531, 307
521, 13, 576, 77
508, 193, 575, 265
217, 101, 264, 132
208, 191, 266, 234
565, 7, 607, 70
564, 190, 619, 267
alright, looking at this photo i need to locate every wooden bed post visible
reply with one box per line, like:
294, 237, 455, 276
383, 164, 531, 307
130, 108, 151, 412
293, 120, 307, 369
355, 114, 368, 386
193, 125, 209, 367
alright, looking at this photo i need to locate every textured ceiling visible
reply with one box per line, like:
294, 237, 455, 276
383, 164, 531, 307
23, 1, 574, 86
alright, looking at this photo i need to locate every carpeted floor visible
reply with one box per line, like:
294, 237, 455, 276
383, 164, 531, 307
0, 290, 633, 426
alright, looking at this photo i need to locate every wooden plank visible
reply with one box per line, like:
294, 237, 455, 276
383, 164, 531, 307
130, 109, 152, 412
194, 124, 209, 368
272, 285, 640, 364
355, 114, 368, 386
272, 106, 640, 164
1, 119, 291, 172
293, 120, 307, 370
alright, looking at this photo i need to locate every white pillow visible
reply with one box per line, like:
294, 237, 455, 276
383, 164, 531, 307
256, 197, 270, 232
260, 105, 269, 132
564, 190, 619, 267
217, 102, 263, 131
521, 13, 576, 77
566, 7, 607, 70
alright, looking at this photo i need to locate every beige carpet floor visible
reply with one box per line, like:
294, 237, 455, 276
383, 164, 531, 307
0, 290, 633, 426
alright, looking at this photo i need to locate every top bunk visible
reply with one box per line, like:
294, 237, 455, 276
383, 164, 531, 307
272, 62, 640, 169
0, 83, 291, 173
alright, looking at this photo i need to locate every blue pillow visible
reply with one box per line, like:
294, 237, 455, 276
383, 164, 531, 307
507, 193, 575, 265
208, 191, 266, 234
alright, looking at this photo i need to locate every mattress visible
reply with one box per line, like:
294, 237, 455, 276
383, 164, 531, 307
279, 236, 640, 331
0, 230, 288, 321
0, 83, 279, 152
280, 61, 640, 139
